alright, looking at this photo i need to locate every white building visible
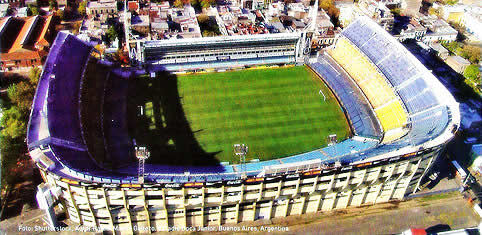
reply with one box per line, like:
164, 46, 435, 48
86, 0, 117, 15
337, 0, 394, 31
462, 6, 482, 41
419, 15, 458, 44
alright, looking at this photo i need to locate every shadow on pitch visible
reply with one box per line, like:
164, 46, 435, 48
127, 71, 222, 166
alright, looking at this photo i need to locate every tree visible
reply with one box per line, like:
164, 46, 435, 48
56, 9, 65, 21
29, 66, 41, 84
197, 14, 209, 24
0, 67, 39, 189
444, 0, 458, 5
464, 64, 481, 82
200, 0, 214, 9
106, 26, 118, 43
391, 8, 401, 16
428, 7, 442, 18
73, 21, 82, 34
7, 82, 36, 113
28, 4, 39, 16
441, 41, 461, 54
174, 0, 183, 8
319, 0, 339, 18
457, 45, 481, 64
78, 1, 87, 15
0, 106, 27, 139
7, 67, 39, 113
202, 30, 215, 37
49, 0, 57, 10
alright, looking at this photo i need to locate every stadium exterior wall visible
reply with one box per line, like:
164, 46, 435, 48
38, 147, 441, 233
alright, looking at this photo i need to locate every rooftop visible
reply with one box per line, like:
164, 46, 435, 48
447, 55, 471, 65
87, 0, 116, 9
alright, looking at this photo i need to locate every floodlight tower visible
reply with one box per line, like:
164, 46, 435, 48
234, 144, 248, 179
136, 146, 150, 184
296, 0, 318, 63
124, 0, 131, 60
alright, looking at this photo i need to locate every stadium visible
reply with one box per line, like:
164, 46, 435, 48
28, 16, 459, 232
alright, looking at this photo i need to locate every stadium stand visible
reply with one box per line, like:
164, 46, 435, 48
374, 101, 407, 131
46, 36, 91, 146
328, 37, 408, 138
143, 33, 299, 71
310, 55, 382, 138
103, 72, 135, 167
328, 38, 399, 108
337, 17, 453, 146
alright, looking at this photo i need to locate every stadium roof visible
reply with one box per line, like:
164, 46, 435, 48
340, 16, 459, 151
143, 32, 301, 48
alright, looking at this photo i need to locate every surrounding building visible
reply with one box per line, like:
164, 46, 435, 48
446, 55, 471, 74
0, 15, 55, 71
462, 5, 482, 41
419, 15, 458, 44
337, 0, 394, 31
0, 3, 8, 17
399, 19, 426, 41
86, 0, 118, 16
470, 144, 482, 175
430, 42, 449, 60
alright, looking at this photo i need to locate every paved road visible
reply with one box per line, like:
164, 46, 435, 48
210, 193, 478, 235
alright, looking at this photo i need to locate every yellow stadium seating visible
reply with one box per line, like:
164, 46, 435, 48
375, 101, 407, 131
329, 37, 408, 135
329, 38, 395, 107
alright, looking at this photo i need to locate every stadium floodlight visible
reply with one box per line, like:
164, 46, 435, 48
234, 144, 248, 179
328, 134, 337, 146
135, 146, 150, 184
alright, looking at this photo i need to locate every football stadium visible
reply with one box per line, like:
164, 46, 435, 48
28, 16, 460, 232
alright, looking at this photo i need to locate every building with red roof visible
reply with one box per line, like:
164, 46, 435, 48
0, 15, 55, 71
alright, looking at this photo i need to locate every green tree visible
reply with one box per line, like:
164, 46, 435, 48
457, 45, 481, 64
319, 0, 339, 18
0, 106, 27, 139
78, 1, 87, 15
391, 8, 401, 16
428, 7, 441, 18
49, 0, 57, 10
106, 26, 118, 43
202, 30, 216, 37
7, 82, 35, 113
464, 64, 481, 81
73, 21, 82, 34
29, 66, 41, 84
200, 0, 214, 9
197, 14, 209, 24
445, 0, 458, 5
28, 4, 39, 16
441, 41, 461, 54
174, 0, 183, 8
56, 9, 65, 21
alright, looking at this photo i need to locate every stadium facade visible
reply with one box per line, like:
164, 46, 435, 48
28, 16, 459, 232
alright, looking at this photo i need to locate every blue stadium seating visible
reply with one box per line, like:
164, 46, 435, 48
103, 72, 134, 166
311, 55, 383, 138
281, 151, 326, 164
46, 36, 92, 146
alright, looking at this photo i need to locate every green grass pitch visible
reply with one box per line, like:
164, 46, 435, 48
176, 66, 350, 163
